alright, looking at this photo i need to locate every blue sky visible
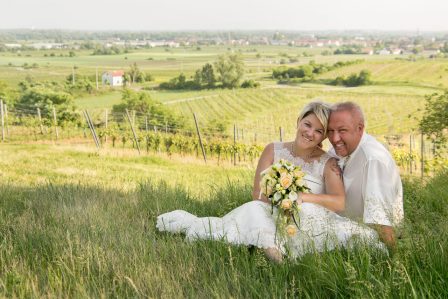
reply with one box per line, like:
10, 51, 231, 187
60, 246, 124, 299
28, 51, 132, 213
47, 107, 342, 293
1, 0, 447, 31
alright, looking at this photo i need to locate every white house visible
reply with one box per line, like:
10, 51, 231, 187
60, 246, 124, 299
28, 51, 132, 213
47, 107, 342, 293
148, 40, 180, 48
377, 49, 391, 55
102, 70, 124, 87
391, 48, 403, 55
4, 43, 22, 49
31, 43, 64, 49
362, 48, 374, 55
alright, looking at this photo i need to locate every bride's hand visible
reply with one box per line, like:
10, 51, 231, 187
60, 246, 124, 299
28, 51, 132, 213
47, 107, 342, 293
254, 194, 269, 204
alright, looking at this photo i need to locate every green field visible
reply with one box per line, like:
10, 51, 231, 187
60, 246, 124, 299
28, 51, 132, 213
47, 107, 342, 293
0, 143, 250, 197
0, 143, 447, 297
2, 46, 445, 137
317, 59, 448, 89
2, 45, 446, 88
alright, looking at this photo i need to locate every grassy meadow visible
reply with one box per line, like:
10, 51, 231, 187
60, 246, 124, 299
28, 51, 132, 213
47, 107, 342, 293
1, 43, 447, 297
0, 143, 447, 297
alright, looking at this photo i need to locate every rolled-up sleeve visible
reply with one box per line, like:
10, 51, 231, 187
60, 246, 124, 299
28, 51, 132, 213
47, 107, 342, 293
363, 159, 403, 226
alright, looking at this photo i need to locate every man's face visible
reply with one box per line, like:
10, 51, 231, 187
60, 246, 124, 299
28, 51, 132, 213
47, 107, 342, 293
328, 110, 364, 157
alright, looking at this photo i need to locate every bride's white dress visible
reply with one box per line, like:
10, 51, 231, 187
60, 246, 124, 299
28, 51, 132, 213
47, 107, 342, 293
157, 142, 385, 258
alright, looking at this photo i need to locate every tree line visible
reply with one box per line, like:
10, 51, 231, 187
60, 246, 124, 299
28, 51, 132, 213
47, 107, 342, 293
159, 53, 259, 90
272, 59, 366, 85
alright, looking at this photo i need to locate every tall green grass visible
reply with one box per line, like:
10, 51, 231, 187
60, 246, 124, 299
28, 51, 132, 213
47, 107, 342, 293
0, 143, 447, 297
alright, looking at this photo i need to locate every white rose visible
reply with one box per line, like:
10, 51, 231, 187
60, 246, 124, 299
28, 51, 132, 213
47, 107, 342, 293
293, 169, 305, 179
288, 191, 298, 201
273, 192, 282, 202
295, 178, 304, 187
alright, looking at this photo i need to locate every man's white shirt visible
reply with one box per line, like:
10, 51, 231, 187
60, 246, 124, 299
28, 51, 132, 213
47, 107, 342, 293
329, 133, 404, 227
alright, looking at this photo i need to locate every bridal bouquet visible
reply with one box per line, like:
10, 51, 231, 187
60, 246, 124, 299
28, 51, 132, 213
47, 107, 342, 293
260, 159, 310, 237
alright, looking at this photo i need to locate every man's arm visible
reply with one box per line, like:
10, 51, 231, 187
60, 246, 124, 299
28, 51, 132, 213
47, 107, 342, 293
362, 158, 403, 253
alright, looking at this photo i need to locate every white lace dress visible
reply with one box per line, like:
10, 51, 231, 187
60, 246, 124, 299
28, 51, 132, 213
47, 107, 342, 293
156, 142, 385, 258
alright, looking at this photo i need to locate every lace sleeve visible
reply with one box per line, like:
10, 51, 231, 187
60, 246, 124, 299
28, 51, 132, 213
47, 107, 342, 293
318, 154, 333, 178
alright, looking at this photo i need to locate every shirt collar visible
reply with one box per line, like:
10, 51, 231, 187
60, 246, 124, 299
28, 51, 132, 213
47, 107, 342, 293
334, 132, 367, 168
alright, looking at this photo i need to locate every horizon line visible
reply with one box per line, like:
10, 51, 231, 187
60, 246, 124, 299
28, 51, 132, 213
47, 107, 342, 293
1, 28, 448, 33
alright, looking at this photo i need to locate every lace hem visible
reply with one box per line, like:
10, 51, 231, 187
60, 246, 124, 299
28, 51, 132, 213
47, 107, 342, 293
187, 228, 280, 250
157, 209, 280, 250
156, 204, 387, 257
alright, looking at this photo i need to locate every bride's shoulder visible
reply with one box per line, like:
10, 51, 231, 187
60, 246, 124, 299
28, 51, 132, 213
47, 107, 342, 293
272, 141, 288, 149
265, 141, 291, 153
259, 142, 276, 159
314, 150, 337, 166
263, 142, 276, 152
321, 154, 342, 176
319, 151, 336, 163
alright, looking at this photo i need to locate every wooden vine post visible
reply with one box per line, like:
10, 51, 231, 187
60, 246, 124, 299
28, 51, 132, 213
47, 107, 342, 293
193, 113, 206, 164
83, 110, 101, 150
125, 109, 141, 155
37, 108, 44, 134
52, 107, 59, 140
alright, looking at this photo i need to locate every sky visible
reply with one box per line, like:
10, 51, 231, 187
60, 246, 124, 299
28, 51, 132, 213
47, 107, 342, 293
0, 0, 447, 31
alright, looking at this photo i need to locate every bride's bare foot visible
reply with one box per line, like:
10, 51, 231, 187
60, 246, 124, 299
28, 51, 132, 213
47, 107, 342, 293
264, 248, 283, 263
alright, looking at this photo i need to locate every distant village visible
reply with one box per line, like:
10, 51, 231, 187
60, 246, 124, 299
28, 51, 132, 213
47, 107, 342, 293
1, 31, 447, 58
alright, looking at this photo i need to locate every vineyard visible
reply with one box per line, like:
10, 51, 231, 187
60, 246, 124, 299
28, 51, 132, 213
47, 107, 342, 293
1, 96, 445, 176
167, 86, 427, 138
1, 45, 447, 176
0, 103, 265, 166
317, 59, 448, 88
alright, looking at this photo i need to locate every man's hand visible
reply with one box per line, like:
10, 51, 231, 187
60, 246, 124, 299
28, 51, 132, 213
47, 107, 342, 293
373, 224, 397, 253
329, 159, 342, 178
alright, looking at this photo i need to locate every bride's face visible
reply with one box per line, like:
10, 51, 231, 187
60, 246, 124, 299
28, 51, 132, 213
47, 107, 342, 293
295, 113, 325, 149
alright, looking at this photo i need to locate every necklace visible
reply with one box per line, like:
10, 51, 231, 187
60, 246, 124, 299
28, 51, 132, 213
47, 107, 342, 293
291, 142, 317, 161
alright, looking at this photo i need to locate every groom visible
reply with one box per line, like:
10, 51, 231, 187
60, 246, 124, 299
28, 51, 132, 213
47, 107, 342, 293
327, 102, 404, 250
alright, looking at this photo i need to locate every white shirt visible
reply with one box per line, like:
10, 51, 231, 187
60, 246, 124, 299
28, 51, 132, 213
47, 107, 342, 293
329, 133, 404, 227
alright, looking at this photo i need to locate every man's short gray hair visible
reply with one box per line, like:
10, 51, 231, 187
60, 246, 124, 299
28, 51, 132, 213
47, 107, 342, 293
331, 101, 365, 126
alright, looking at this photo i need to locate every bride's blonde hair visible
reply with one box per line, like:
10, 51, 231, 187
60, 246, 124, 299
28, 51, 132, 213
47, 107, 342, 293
297, 101, 331, 136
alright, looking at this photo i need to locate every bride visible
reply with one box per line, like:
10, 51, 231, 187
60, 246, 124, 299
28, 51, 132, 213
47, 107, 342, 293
157, 101, 384, 261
